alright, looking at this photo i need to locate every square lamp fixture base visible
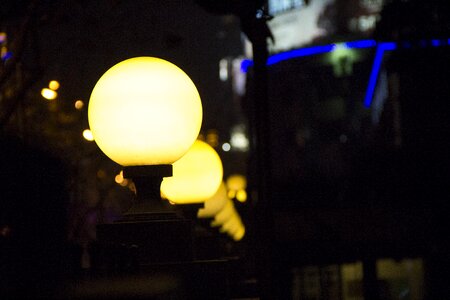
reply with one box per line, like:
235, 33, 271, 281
96, 164, 195, 268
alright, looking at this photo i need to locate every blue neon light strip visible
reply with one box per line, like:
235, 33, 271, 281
363, 42, 396, 108
240, 39, 377, 73
343, 39, 377, 49
364, 39, 450, 107
267, 44, 335, 66
241, 38, 449, 107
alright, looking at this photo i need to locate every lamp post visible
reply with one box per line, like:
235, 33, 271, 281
88, 56, 203, 265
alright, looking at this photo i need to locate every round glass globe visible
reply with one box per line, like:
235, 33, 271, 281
233, 226, 245, 241
88, 57, 202, 166
226, 174, 247, 191
161, 140, 223, 204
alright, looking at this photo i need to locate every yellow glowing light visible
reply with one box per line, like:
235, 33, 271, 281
115, 171, 129, 187
1, 46, 7, 57
206, 130, 219, 147
226, 174, 247, 202
88, 57, 202, 166
115, 170, 124, 184
226, 174, 247, 191
211, 199, 236, 227
227, 190, 236, 199
219, 214, 241, 233
48, 80, 60, 90
74, 100, 84, 110
161, 140, 223, 204
197, 182, 228, 218
41, 88, 57, 100
235, 189, 247, 202
229, 222, 244, 238
233, 226, 245, 241
83, 129, 94, 141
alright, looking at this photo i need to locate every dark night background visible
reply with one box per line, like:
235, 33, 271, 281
1, 0, 450, 299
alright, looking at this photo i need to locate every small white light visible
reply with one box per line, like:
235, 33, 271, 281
41, 88, 57, 100
219, 59, 228, 81
83, 129, 94, 141
222, 142, 231, 152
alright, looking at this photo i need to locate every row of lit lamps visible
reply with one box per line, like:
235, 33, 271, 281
160, 139, 246, 241
86, 57, 246, 241
114, 139, 247, 241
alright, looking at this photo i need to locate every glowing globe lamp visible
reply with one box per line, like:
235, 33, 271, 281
88, 57, 202, 166
226, 174, 247, 202
219, 214, 241, 234
210, 198, 245, 241
221, 214, 245, 241
197, 182, 228, 218
211, 198, 236, 227
161, 140, 223, 204
233, 226, 245, 241
226, 174, 247, 191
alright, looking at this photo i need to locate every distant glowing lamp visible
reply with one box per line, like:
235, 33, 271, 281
221, 214, 245, 241
115, 171, 124, 184
197, 182, 228, 218
82, 129, 94, 141
210, 198, 245, 241
233, 226, 245, 241
226, 174, 247, 202
49, 80, 60, 90
219, 214, 241, 234
235, 190, 247, 202
226, 174, 247, 191
88, 56, 202, 167
161, 140, 223, 204
74, 100, 84, 110
211, 198, 236, 227
115, 170, 129, 187
41, 88, 57, 100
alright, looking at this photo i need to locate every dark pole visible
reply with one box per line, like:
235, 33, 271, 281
362, 257, 380, 300
194, 1, 274, 297
251, 14, 273, 300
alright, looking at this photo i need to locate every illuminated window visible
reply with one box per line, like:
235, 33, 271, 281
219, 58, 229, 81
230, 125, 249, 151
